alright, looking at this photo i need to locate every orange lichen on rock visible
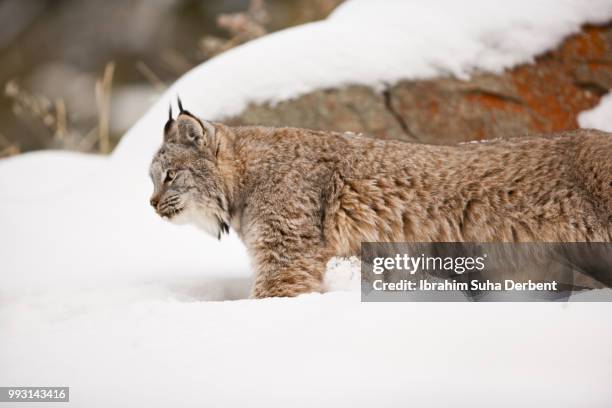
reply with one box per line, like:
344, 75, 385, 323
510, 25, 610, 133
511, 65, 599, 132
556, 25, 608, 60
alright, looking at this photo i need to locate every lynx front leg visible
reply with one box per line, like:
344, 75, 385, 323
251, 245, 329, 298
247, 210, 333, 298
245, 166, 336, 298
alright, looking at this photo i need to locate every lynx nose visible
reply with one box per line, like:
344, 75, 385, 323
150, 196, 160, 209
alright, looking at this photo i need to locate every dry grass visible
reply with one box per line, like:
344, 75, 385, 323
136, 61, 166, 92
4, 62, 116, 155
94, 62, 115, 154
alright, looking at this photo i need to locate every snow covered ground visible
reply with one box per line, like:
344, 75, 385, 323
1, 1, 612, 406
579, 91, 612, 132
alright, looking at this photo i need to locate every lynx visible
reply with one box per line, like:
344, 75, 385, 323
149, 101, 611, 298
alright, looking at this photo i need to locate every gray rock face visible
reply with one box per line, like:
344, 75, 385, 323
227, 24, 612, 145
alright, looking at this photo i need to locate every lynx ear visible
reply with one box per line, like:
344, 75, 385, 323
173, 98, 218, 155
177, 115, 207, 149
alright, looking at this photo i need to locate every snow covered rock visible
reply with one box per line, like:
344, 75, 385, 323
230, 24, 612, 144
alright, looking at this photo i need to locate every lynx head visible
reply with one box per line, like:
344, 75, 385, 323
149, 99, 229, 239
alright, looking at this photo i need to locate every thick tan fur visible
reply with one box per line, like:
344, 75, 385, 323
150, 114, 611, 298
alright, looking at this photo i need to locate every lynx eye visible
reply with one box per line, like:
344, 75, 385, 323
164, 169, 176, 183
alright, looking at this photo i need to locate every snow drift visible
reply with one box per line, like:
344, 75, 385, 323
579, 91, 612, 132
1, 0, 612, 407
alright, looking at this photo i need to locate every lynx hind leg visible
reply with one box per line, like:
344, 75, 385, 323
251, 245, 330, 298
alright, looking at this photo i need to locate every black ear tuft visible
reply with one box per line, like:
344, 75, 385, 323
163, 102, 175, 133
177, 96, 184, 113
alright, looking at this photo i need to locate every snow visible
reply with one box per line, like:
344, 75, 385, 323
1, 0, 612, 406
579, 91, 612, 132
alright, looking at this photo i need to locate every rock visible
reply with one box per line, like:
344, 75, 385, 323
227, 24, 612, 145
232, 85, 408, 141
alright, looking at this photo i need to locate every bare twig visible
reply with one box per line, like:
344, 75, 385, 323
77, 127, 100, 153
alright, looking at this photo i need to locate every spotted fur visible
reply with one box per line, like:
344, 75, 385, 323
150, 106, 611, 298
